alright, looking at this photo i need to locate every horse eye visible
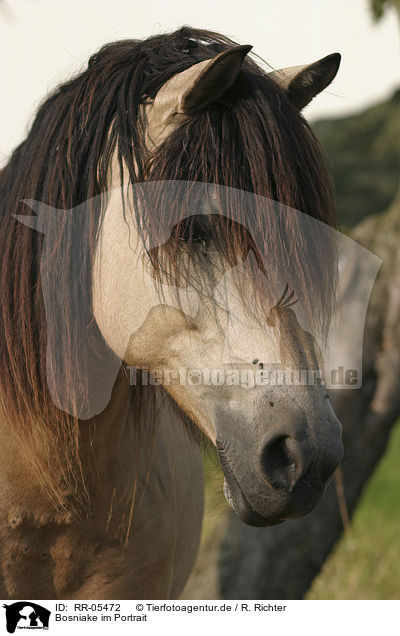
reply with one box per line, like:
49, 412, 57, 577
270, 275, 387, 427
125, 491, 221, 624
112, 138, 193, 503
192, 234, 209, 245
178, 233, 210, 246
178, 235, 209, 257
176, 216, 215, 252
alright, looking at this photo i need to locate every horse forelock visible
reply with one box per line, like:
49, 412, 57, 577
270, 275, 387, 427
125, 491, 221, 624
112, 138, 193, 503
0, 26, 337, 511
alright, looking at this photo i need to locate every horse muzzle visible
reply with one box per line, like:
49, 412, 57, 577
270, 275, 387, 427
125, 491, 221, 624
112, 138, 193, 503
216, 411, 343, 527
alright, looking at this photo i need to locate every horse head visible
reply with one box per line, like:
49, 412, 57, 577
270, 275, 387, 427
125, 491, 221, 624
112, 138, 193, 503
91, 42, 343, 527
13, 36, 344, 527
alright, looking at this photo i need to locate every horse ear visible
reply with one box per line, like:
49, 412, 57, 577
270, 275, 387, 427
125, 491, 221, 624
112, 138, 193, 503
143, 45, 253, 149
269, 53, 341, 110
182, 45, 252, 113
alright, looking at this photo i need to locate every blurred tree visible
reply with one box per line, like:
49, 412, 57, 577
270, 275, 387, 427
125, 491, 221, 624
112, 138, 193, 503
314, 89, 400, 227
370, 0, 400, 20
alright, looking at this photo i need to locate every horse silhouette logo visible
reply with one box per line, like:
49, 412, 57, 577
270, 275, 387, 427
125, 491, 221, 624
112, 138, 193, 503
15, 181, 381, 416
3, 602, 50, 633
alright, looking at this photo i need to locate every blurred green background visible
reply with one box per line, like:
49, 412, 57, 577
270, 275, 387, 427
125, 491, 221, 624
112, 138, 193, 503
315, 88, 400, 228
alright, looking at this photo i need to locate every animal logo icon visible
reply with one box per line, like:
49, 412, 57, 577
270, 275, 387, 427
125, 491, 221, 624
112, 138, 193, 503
3, 602, 50, 633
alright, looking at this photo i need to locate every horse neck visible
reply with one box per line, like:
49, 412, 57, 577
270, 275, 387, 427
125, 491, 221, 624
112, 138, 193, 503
77, 368, 204, 547
0, 367, 193, 522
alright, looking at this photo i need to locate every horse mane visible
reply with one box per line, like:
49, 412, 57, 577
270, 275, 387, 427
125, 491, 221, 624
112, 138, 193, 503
0, 26, 337, 514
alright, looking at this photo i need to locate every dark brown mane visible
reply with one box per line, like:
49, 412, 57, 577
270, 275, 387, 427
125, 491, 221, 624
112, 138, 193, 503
0, 26, 337, 511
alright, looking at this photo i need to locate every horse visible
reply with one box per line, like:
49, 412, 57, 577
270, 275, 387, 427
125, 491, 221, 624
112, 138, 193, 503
0, 26, 343, 599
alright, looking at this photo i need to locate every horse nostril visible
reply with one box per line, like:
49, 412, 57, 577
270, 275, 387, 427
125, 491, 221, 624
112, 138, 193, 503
260, 431, 343, 492
259, 435, 299, 490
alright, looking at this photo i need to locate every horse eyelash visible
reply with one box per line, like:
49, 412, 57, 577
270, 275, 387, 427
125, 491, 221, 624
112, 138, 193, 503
271, 284, 299, 312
